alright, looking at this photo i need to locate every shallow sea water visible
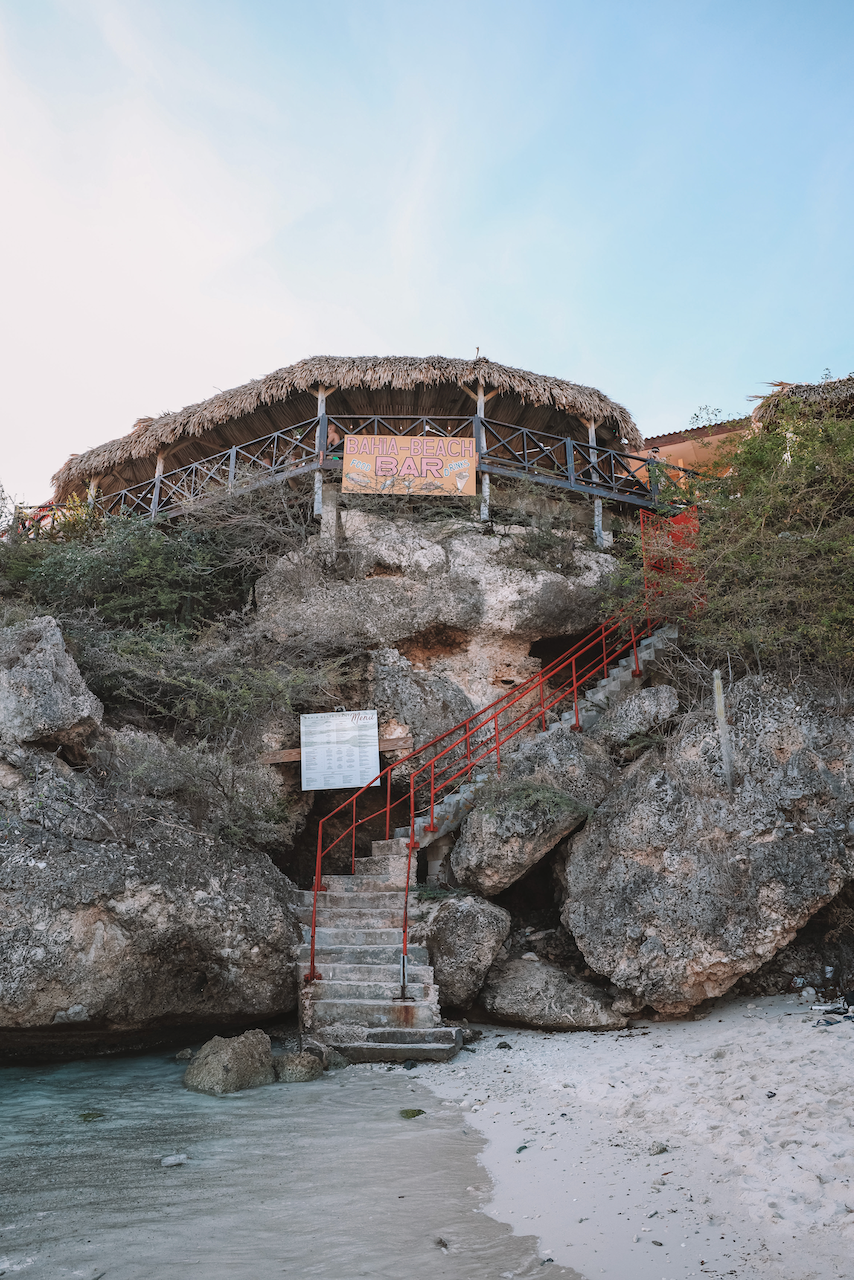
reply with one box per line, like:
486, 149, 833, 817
0, 1051, 580, 1280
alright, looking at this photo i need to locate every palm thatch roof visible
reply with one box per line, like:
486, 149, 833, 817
752, 375, 854, 427
51, 355, 641, 501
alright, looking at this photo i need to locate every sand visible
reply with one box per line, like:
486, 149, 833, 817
419, 990, 854, 1280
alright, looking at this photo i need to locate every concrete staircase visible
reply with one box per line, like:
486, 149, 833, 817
394, 622, 678, 852
295, 839, 461, 1063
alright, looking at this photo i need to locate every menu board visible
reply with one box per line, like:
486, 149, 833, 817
300, 710, 381, 792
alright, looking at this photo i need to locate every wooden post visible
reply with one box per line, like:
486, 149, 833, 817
477, 381, 490, 522
87, 478, 98, 508
150, 453, 165, 517
227, 446, 237, 492
314, 387, 329, 517
587, 420, 604, 549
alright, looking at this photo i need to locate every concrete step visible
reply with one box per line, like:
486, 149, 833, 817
293, 889, 406, 911
316, 1024, 462, 1064
302, 926, 406, 947
308, 996, 440, 1029
297, 944, 430, 965
298, 961, 433, 983
294, 906, 404, 929
311, 979, 436, 1001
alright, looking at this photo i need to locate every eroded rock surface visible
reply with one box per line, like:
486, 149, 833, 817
451, 728, 615, 896
426, 896, 511, 1007
0, 815, 301, 1058
0, 616, 102, 751
479, 957, 628, 1030
183, 1029, 275, 1095
564, 677, 854, 1014
255, 514, 616, 673
589, 684, 679, 751
274, 1050, 324, 1082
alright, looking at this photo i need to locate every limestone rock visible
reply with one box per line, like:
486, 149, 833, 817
0, 616, 102, 750
589, 685, 679, 750
273, 1051, 324, 1082
183, 1030, 275, 1095
479, 957, 628, 1030
451, 728, 615, 896
255, 514, 616, 659
0, 818, 301, 1058
564, 676, 854, 1014
426, 896, 511, 1007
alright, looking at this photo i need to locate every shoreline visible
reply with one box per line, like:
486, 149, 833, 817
418, 990, 854, 1280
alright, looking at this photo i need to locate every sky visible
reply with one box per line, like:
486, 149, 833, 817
1, 0, 853, 501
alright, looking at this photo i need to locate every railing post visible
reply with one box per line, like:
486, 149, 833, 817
571, 656, 581, 731
426, 760, 436, 831
475, 398, 490, 523
314, 413, 328, 517
493, 715, 501, 773
150, 453, 165, 517
227, 446, 237, 493
385, 769, 392, 841
630, 623, 642, 677
351, 797, 357, 874
539, 677, 547, 731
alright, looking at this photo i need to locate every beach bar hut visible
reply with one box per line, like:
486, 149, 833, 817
49, 355, 649, 529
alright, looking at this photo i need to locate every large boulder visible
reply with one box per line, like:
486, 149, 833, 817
0, 814, 301, 1059
479, 957, 628, 1030
426, 896, 511, 1007
0, 616, 102, 751
563, 676, 854, 1015
255, 514, 616, 661
451, 728, 615, 896
589, 684, 679, 751
184, 1030, 275, 1095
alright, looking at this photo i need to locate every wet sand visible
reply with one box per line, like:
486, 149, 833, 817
0, 1049, 578, 1280
421, 991, 854, 1280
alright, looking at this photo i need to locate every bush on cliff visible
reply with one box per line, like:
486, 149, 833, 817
615, 410, 854, 677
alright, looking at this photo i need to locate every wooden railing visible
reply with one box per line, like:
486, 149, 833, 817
12, 415, 692, 534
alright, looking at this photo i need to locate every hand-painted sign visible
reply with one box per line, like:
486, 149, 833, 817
300, 710, 381, 792
341, 434, 477, 496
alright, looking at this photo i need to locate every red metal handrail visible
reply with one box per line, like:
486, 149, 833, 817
305, 612, 658, 983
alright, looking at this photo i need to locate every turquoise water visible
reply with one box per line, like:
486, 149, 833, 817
0, 1052, 579, 1280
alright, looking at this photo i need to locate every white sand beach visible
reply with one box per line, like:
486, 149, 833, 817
421, 990, 854, 1280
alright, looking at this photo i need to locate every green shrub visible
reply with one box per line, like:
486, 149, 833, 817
612, 411, 854, 677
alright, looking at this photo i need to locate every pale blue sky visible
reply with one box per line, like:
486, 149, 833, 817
2, 0, 853, 500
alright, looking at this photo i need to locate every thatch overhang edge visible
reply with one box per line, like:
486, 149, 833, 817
752, 374, 854, 427
51, 355, 641, 498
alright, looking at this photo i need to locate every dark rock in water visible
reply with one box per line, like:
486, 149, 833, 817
564, 676, 854, 1014
480, 957, 628, 1031
273, 1051, 323, 1082
175, 1048, 194, 1061
183, 1030, 275, 1095
426, 897, 511, 1007
325, 1048, 350, 1070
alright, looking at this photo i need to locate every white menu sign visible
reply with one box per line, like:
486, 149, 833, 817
300, 710, 381, 792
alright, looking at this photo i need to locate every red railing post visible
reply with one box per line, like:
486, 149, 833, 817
539, 677, 546, 731
426, 760, 436, 831
630, 623, 641, 677
493, 715, 501, 773
385, 769, 392, 840
307, 826, 323, 983
351, 798, 357, 874
602, 627, 608, 681
571, 656, 580, 731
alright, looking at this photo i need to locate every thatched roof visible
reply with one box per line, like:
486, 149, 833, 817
51, 355, 641, 501
752, 375, 854, 427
